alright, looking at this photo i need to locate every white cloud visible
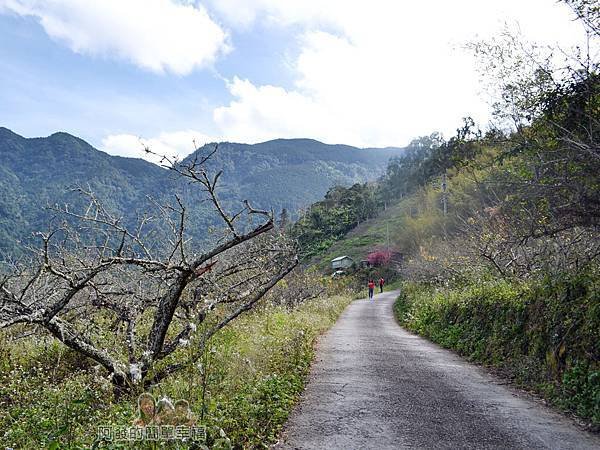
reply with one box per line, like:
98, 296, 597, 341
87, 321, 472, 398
211, 28, 486, 147
208, 0, 588, 147
213, 77, 330, 143
102, 130, 217, 164
0, 0, 229, 74
206, 0, 344, 29
96, 0, 590, 155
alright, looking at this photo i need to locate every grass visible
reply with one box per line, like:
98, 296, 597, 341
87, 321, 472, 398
383, 279, 403, 292
0, 295, 353, 449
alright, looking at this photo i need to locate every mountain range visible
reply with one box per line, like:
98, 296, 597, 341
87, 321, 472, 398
0, 127, 403, 258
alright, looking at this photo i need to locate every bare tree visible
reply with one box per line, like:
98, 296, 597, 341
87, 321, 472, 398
454, 207, 600, 279
561, 0, 600, 37
0, 146, 297, 395
266, 268, 325, 308
467, 10, 600, 241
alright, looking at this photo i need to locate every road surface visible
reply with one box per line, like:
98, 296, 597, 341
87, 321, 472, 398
274, 290, 600, 449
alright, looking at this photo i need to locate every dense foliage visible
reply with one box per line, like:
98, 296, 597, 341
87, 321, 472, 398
291, 123, 486, 263
0, 128, 172, 258
290, 183, 379, 259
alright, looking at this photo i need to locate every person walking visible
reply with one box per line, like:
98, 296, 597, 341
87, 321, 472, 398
368, 279, 375, 300
379, 277, 385, 293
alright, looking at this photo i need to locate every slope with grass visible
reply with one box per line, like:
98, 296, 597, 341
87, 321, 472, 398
310, 200, 406, 270
394, 276, 600, 429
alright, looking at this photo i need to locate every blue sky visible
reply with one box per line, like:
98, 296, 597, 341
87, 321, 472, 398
0, 0, 590, 161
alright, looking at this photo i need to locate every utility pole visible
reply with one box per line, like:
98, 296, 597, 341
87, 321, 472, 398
386, 223, 390, 253
441, 171, 448, 240
441, 172, 448, 217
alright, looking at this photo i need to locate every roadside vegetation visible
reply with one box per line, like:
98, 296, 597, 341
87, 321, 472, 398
0, 292, 353, 448
394, 275, 599, 428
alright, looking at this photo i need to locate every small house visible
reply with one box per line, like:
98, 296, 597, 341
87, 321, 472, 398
331, 255, 354, 270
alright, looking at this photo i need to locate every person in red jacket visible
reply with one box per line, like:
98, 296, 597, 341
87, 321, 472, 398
368, 279, 375, 299
379, 277, 385, 293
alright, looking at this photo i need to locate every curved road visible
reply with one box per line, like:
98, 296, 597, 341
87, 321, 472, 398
275, 290, 600, 450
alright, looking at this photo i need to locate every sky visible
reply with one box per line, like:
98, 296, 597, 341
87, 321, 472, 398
0, 0, 590, 162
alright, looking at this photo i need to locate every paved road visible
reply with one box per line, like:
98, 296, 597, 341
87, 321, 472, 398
275, 290, 600, 450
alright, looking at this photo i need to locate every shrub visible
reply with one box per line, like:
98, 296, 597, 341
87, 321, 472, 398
394, 270, 600, 428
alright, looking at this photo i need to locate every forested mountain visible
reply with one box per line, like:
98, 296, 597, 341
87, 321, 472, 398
0, 127, 403, 257
185, 138, 402, 214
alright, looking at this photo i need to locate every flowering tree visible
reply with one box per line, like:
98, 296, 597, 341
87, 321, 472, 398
367, 250, 392, 267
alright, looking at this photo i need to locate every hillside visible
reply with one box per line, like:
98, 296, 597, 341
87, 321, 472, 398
0, 128, 403, 258
311, 201, 405, 270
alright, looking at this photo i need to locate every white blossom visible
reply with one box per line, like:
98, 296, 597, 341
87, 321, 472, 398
129, 363, 142, 383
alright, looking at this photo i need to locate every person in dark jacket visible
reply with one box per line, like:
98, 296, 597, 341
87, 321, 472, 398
379, 277, 385, 293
